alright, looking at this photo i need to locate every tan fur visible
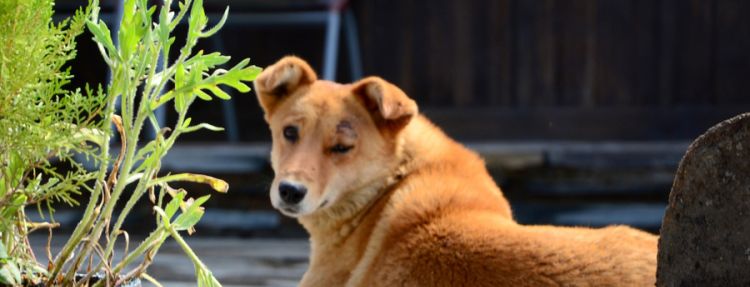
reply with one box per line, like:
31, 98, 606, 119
254, 56, 657, 287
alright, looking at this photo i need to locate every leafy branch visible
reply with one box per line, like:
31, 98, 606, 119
0, 0, 104, 284
41, 0, 261, 286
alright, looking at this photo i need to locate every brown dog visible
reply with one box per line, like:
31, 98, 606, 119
254, 56, 657, 286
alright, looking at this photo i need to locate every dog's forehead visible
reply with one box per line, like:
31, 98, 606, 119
287, 81, 363, 118
305, 81, 349, 104
271, 80, 370, 131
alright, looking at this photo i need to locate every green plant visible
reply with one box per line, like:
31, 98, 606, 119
0, 0, 102, 285
1, 0, 261, 285
50, 0, 261, 285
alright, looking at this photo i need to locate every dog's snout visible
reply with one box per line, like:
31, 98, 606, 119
279, 181, 307, 204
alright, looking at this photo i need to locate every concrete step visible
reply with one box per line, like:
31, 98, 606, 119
29, 235, 309, 287
512, 202, 665, 232
64, 142, 683, 235
158, 141, 688, 174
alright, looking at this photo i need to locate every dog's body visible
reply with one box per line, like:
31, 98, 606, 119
254, 56, 657, 287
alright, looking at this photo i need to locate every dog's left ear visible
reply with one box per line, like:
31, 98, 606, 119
352, 77, 418, 133
253, 56, 318, 120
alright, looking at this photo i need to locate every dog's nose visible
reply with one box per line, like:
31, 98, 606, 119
279, 181, 307, 204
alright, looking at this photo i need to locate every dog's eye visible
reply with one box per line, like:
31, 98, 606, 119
283, 126, 298, 142
330, 144, 353, 154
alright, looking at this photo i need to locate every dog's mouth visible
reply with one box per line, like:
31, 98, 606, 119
282, 206, 299, 214
267, 203, 299, 218
276, 200, 329, 218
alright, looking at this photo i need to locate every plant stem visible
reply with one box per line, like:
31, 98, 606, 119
66, 118, 139, 283
141, 273, 164, 287
48, 104, 113, 283
110, 228, 167, 278
167, 224, 209, 274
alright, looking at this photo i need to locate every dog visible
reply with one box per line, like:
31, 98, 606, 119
253, 56, 657, 286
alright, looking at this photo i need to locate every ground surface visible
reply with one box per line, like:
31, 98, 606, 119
145, 238, 308, 287
32, 235, 309, 287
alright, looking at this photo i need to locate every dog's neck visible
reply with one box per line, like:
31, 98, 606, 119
297, 116, 500, 244
295, 116, 511, 286
297, 147, 411, 242
294, 119, 433, 287
297, 116, 442, 236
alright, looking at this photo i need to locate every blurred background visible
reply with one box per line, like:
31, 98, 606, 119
50, 0, 750, 285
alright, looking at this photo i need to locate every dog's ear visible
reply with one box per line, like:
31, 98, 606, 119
352, 77, 418, 133
254, 56, 317, 119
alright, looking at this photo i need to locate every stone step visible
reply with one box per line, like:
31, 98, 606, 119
513, 202, 665, 232
29, 235, 309, 287
63, 141, 683, 235
157, 141, 688, 174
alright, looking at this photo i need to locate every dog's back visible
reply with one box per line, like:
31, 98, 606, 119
351, 116, 657, 287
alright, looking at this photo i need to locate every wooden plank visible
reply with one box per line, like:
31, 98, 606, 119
658, 0, 678, 106
592, 0, 658, 106
514, 0, 558, 107
361, 0, 401, 84
557, 0, 597, 107
406, 0, 429, 104
716, 0, 750, 105
672, 0, 716, 105
451, 1, 475, 107
421, 106, 750, 141
352, 0, 373, 77
425, 0, 454, 106
630, 0, 659, 106
394, 0, 415, 98
594, 0, 635, 106
486, 0, 514, 107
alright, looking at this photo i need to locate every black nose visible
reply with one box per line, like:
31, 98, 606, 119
279, 181, 307, 204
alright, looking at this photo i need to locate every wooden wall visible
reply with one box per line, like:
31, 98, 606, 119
354, 0, 750, 108
352, 0, 750, 140
62, 0, 750, 141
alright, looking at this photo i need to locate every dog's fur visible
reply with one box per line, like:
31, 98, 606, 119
254, 56, 657, 287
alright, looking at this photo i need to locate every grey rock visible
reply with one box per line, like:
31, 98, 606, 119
657, 113, 750, 286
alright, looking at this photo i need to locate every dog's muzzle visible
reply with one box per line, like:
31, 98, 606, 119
278, 181, 307, 205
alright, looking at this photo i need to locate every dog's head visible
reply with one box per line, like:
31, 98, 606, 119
254, 56, 418, 218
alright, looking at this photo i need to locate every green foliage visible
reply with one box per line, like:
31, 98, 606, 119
0, 0, 103, 284
0, 0, 260, 285
0, 0, 103, 167
43, 0, 261, 286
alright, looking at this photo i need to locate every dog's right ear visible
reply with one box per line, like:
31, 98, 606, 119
352, 77, 418, 135
253, 56, 318, 119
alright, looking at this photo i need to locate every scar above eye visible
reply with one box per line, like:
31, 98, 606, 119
336, 121, 357, 138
